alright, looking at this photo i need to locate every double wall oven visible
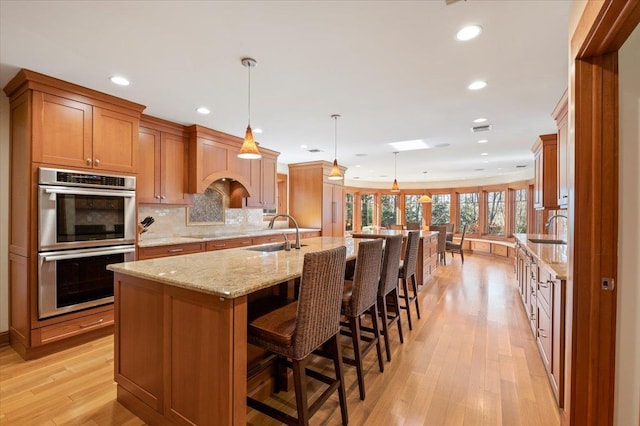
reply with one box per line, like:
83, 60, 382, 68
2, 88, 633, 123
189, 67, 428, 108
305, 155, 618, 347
38, 168, 136, 319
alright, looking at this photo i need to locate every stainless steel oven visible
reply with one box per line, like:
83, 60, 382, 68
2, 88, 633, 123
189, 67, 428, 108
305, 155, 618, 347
38, 167, 136, 251
38, 245, 135, 319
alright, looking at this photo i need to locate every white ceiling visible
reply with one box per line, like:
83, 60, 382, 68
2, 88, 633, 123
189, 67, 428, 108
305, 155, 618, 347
0, 0, 570, 189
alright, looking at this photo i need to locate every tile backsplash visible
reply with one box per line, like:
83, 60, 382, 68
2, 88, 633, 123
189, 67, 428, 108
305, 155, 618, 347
138, 206, 267, 239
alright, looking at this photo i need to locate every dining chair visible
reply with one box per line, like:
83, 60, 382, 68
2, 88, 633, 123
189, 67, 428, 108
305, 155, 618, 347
389, 224, 405, 230
446, 224, 467, 264
247, 246, 349, 426
406, 223, 421, 230
430, 225, 447, 265
376, 234, 404, 361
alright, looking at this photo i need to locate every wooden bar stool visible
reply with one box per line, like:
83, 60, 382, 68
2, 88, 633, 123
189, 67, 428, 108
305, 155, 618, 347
376, 234, 404, 361
340, 238, 385, 401
247, 246, 348, 426
398, 231, 421, 330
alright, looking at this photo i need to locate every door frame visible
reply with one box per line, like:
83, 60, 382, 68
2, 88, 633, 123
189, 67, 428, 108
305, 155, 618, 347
566, 1, 640, 425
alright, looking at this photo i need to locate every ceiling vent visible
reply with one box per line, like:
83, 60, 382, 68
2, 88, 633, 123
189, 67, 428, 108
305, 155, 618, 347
307, 148, 323, 153
471, 124, 492, 133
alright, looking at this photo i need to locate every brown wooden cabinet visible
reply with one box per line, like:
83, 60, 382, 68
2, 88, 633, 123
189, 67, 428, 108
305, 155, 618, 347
532, 134, 559, 210
246, 155, 278, 210
3, 69, 144, 360
31, 91, 139, 173
289, 161, 347, 237
515, 241, 565, 406
206, 237, 253, 251
552, 90, 569, 208
138, 116, 189, 205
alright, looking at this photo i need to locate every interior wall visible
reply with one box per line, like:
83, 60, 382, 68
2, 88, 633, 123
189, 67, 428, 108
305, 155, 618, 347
0, 91, 9, 333
615, 23, 640, 426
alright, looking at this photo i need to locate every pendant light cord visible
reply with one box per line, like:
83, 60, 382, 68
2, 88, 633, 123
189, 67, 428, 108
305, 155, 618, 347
334, 115, 338, 158
247, 64, 251, 126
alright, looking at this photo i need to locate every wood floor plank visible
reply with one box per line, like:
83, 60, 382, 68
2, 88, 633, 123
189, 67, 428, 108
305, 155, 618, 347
0, 254, 561, 425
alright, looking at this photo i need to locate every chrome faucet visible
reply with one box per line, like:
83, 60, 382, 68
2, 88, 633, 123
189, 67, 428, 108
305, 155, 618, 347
545, 214, 568, 229
268, 214, 301, 249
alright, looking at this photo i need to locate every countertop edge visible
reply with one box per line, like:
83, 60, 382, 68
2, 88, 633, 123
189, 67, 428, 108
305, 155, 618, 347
514, 234, 568, 280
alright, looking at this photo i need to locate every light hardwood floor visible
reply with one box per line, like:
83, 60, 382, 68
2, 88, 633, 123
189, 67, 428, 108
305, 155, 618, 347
0, 253, 560, 425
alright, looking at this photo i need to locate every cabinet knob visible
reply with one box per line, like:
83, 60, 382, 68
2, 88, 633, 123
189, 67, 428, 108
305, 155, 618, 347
160, 195, 166, 200
86, 158, 92, 165
155, 196, 161, 199
538, 329, 548, 338
94, 159, 100, 166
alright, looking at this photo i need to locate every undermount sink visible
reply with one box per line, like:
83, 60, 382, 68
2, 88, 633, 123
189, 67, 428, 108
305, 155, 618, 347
528, 238, 567, 245
246, 243, 308, 252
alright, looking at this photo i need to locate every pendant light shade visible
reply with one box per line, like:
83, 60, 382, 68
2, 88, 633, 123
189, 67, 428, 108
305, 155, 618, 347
328, 114, 343, 181
418, 172, 432, 202
390, 152, 400, 192
238, 57, 262, 159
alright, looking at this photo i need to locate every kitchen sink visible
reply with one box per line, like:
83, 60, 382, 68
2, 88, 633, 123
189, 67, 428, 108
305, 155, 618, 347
246, 243, 308, 252
528, 238, 567, 245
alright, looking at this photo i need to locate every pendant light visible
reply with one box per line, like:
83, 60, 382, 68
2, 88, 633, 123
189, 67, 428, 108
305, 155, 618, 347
238, 57, 262, 159
328, 114, 343, 180
418, 171, 433, 203
390, 152, 400, 192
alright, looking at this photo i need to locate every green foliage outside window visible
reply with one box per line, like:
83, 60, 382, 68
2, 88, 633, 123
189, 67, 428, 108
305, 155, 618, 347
361, 194, 374, 227
381, 195, 399, 227
515, 189, 527, 233
431, 194, 451, 225
404, 195, 422, 225
487, 191, 505, 235
345, 193, 354, 231
458, 192, 479, 233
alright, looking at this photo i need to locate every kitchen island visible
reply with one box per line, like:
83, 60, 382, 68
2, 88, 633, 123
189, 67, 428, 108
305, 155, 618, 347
107, 236, 361, 425
351, 229, 439, 286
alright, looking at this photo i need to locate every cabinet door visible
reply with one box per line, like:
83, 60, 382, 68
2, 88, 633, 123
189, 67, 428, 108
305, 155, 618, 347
332, 185, 344, 237
32, 92, 93, 168
160, 132, 189, 205
557, 114, 569, 207
93, 107, 138, 173
138, 127, 162, 204
261, 157, 277, 209
246, 159, 263, 208
533, 149, 543, 209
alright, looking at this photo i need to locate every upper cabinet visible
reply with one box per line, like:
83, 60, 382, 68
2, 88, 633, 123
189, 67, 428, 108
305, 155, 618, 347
532, 134, 559, 210
7, 70, 145, 174
138, 115, 189, 205
552, 90, 569, 209
186, 125, 279, 206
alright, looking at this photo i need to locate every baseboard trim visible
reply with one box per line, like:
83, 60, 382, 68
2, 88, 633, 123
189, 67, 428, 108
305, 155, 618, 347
0, 331, 10, 347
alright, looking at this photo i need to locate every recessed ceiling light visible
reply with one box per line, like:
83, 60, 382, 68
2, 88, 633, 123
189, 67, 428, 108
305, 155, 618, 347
253, 128, 263, 134
483, 160, 489, 164
477, 139, 489, 144
300, 144, 307, 149
473, 118, 487, 123
497, 167, 503, 170
109, 75, 130, 86
388, 139, 429, 151
196, 107, 210, 115
480, 152, 489, 156
468, 81, 487, 90
355, 165, 361, 168
456, 25, 482, 41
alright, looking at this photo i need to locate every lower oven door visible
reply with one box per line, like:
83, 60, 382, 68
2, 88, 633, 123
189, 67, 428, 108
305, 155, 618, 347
38, 245, 135, 319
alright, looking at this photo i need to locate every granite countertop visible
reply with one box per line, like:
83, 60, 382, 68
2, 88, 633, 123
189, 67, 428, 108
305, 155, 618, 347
514, 233, 568, 280
351, 229, 439, 239
137, 228, 321, 248
109, 236, 360, 298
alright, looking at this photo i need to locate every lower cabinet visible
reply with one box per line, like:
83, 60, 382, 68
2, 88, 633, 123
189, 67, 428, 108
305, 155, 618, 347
515, 242, 565, 406
417, 233, 438, 286
137, 242, 205, 260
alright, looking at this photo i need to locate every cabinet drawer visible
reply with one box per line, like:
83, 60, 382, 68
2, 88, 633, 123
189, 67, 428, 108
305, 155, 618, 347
32, 309, 114, 346
536, 303, 552, 370
138, 242, 205, 259
300, 231, 320, 239
252, 235, 282, 245
491, 244, 509, 257
207, 238, 253, 251
537, 276, 553, 313
472, 241, 491, 253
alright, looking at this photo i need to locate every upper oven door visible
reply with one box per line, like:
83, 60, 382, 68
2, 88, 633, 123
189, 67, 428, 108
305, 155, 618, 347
39, 185, 136, 250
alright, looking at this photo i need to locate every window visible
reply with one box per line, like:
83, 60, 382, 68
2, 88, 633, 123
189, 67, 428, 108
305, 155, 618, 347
515, 188, 527, 233
486, 191, 505, 235
381, 194, 400, 227
345, 193, 354, 232
404, 195, 423, 226
430, 193, 451, 225
458, 192, 479, 233
360, 194, 375, 228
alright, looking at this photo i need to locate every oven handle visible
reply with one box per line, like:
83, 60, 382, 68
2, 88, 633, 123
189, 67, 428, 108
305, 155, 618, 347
44, 187, 136, 197
43, 247, 135, 262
